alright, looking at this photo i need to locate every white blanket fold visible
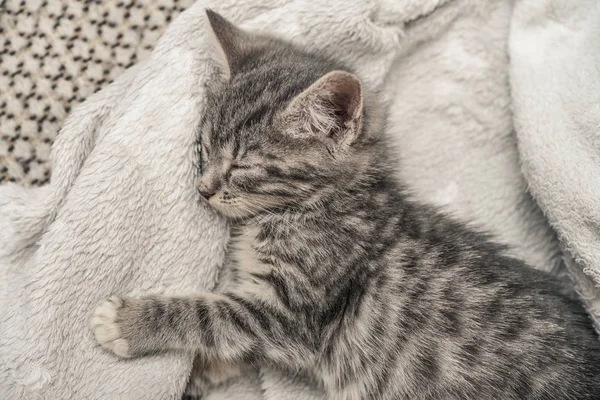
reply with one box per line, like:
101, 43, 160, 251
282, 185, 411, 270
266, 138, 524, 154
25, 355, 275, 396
2, 0, 598, 399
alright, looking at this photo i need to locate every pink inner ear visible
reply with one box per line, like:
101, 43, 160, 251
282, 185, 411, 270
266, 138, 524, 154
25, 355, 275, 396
318, 72, 363, 121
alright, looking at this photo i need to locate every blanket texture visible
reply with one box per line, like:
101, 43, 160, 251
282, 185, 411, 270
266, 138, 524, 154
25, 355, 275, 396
1, 0, 599, 399
509, 0, 600, 326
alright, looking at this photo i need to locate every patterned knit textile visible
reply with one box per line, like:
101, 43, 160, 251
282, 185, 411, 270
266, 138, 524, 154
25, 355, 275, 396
0, 0, 195, 186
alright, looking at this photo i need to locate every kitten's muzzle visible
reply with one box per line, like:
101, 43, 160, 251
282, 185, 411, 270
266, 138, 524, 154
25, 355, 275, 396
198, 180, 220, 199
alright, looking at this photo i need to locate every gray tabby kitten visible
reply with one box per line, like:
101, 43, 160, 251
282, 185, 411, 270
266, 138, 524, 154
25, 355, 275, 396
92, 10, 600, 400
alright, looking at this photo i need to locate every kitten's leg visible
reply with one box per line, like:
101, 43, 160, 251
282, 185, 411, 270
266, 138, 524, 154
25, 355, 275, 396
91, 293, 313, 367
184, 355, 242, 399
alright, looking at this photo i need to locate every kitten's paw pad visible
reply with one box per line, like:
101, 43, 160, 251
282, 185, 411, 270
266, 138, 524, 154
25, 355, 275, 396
91, 296, 131, 358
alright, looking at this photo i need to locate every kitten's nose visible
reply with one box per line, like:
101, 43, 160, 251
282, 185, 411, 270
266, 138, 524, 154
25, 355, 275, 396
199, 188, 216, 199
198, 180, 219, 199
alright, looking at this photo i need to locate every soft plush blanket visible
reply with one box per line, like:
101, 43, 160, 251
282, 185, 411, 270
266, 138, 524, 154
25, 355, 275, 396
1, 0, 598, 399
509, 0, 600, 327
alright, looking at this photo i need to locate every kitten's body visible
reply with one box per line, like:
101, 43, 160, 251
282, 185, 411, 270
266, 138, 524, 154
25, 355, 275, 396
92, 11, 600, 400
222, 173, 600, 399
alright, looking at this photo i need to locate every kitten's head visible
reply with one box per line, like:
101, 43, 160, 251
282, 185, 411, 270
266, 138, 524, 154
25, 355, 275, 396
199, 10, 382, 219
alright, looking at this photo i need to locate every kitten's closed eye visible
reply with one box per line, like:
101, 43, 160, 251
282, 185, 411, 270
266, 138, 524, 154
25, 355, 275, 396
228, 166, 262, 190
231, 164, 252, 170
228, 164, 259, 182
224, 165, 251, 185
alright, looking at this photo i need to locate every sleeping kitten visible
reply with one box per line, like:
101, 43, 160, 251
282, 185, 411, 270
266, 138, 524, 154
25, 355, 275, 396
92, 10, 600, 400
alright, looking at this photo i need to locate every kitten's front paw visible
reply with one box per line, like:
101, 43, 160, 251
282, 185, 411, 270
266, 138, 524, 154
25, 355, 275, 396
91, 296, 131, 358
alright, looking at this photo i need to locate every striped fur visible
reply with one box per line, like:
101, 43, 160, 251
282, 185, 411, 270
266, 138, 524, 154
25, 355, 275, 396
92, 11, 600, 399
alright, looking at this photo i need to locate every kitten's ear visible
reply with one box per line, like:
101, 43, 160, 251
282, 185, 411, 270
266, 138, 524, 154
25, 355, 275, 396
205, 10, 251, 80
282, 71, 364, 152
